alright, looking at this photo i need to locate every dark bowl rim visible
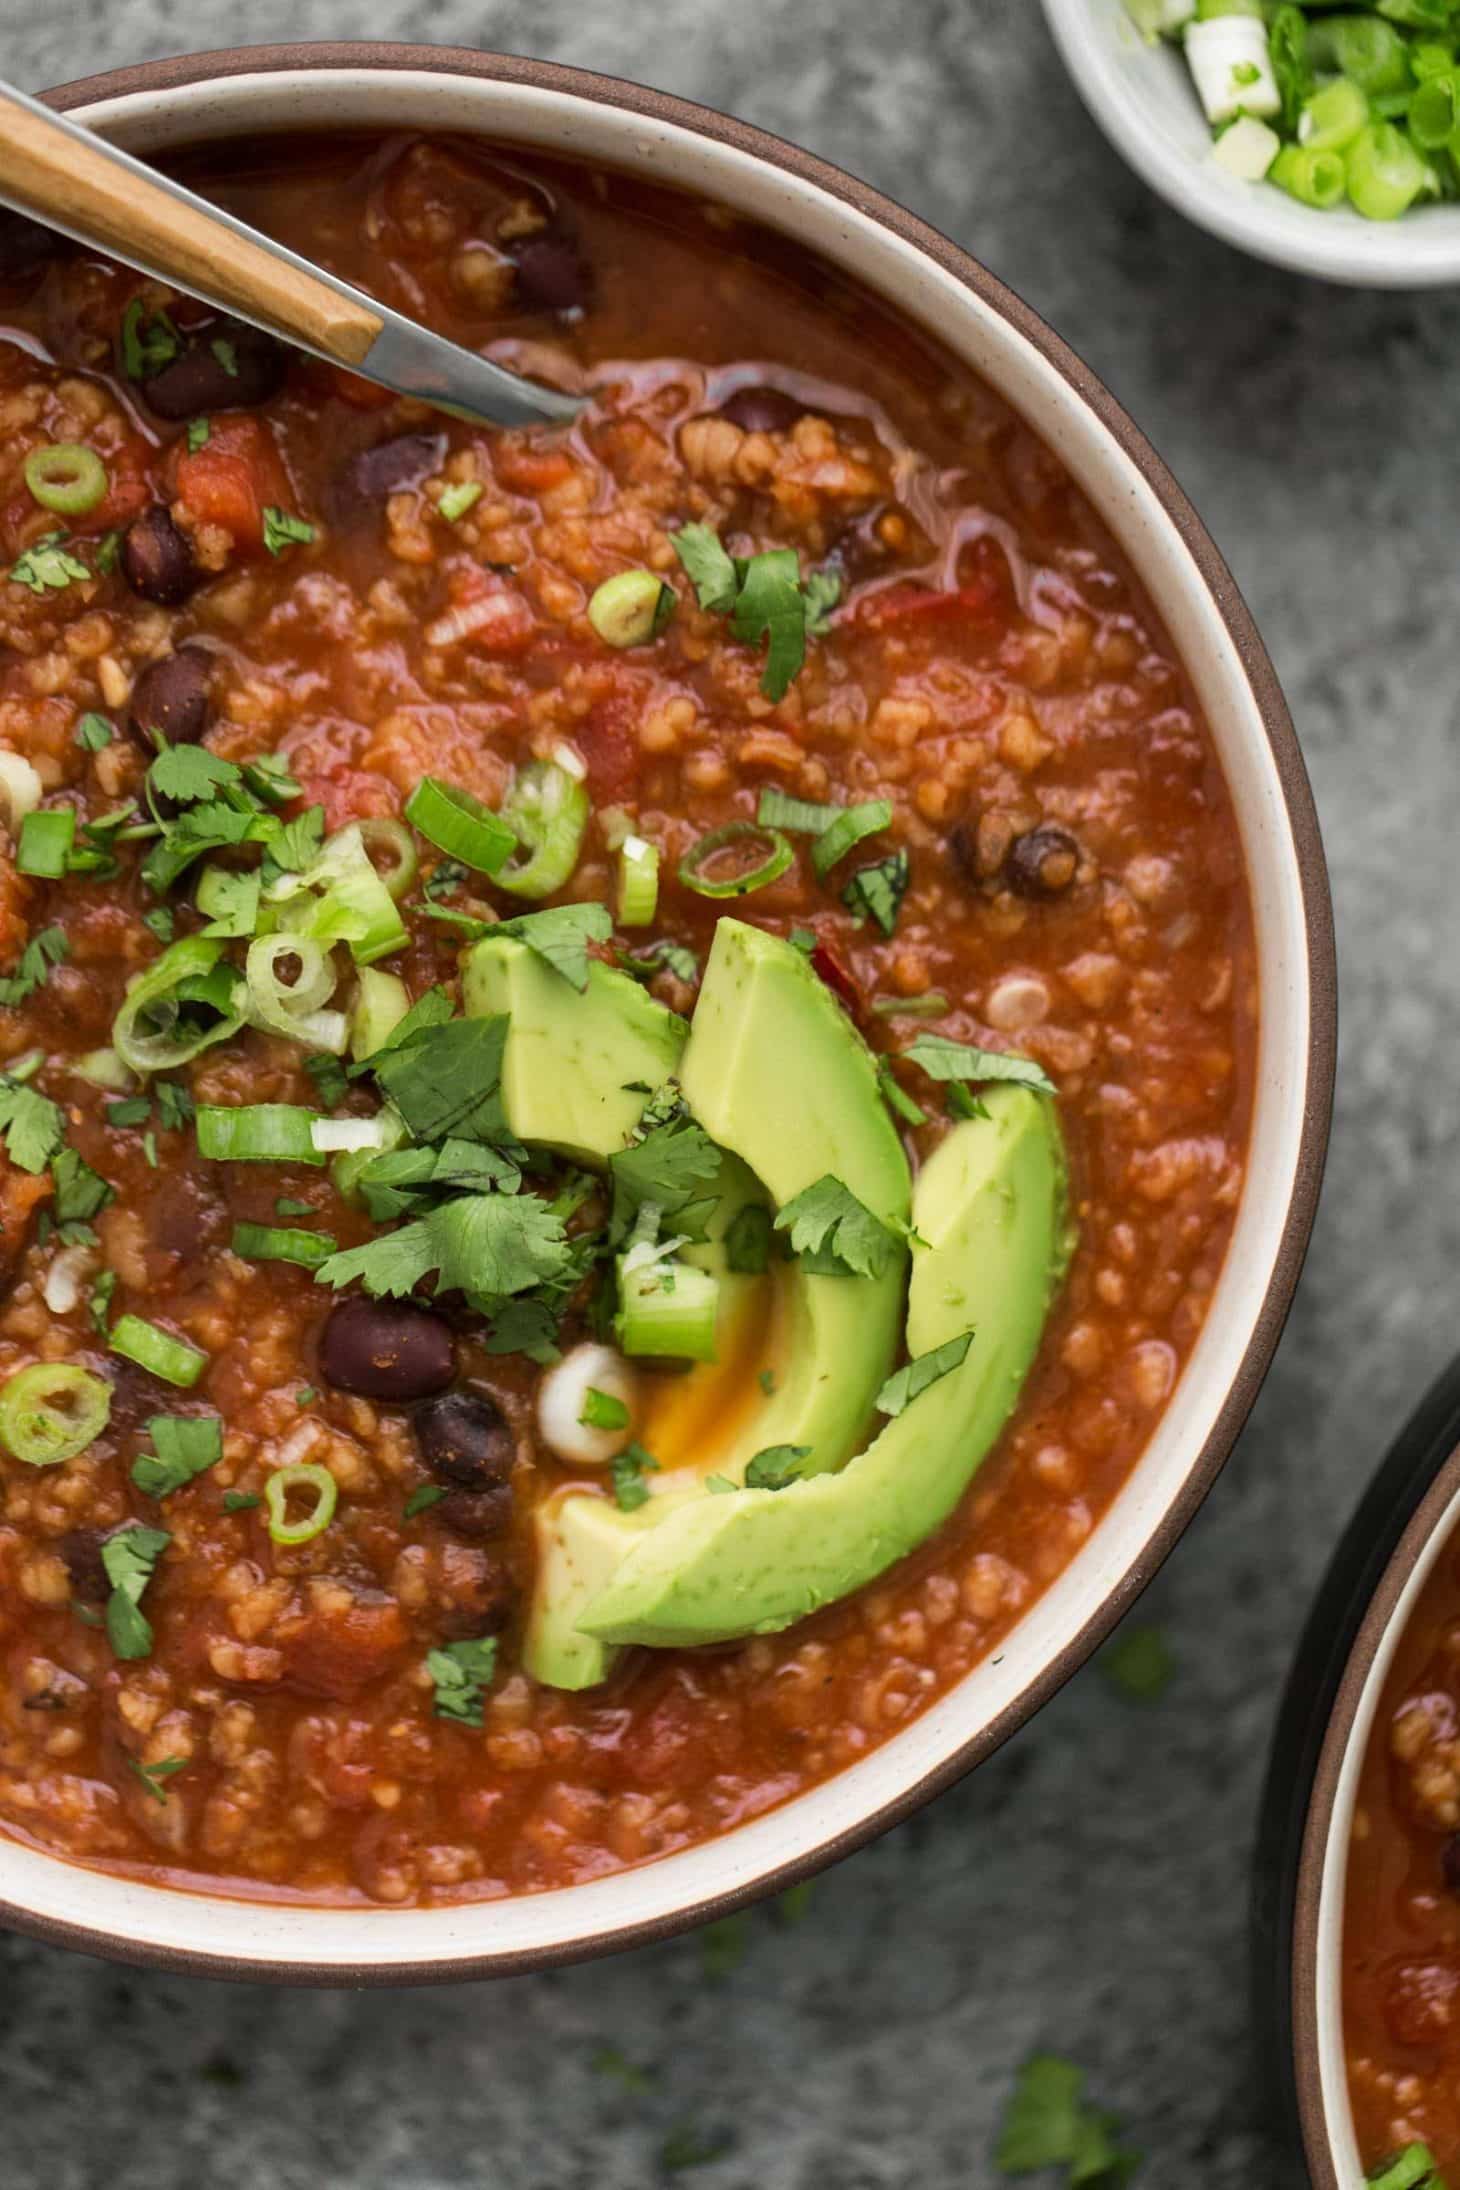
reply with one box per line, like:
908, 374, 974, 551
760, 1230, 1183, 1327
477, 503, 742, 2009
1259, 1359, 1460, 2186
6, 39, 1337, 1986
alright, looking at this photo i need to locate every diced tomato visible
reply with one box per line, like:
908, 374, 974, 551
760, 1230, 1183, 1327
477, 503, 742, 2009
493, 440, 576, 496
575, 689, 639, 800
321, 363, 395, 410
292, 765, 399, 833
81, 440, 150, 534
173, 414, 294, 555
852, 535, 1012, 632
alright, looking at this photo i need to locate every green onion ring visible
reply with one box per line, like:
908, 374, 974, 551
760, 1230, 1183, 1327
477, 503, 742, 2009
0, 1363, 112, 1467
245, 934, 348, 1054
23, 443, 109, 517
678, 821, 794, 900
356, 817, 419, 902
616, 834, 660, 927
196, 1103, 326, 1166
404, 777, 516, 876
494, 760, 589, 900
265, 1461, 338, 1545
113, 936, 244, 1077
107, 1315, 208, 1388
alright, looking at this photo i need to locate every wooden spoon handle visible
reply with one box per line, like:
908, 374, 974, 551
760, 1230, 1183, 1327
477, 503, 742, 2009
0, 84, 382, 364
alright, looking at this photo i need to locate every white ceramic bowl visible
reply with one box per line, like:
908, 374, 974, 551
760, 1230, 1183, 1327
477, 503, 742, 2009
1042, 0, 1460, 287
10, 43, 1334, 1984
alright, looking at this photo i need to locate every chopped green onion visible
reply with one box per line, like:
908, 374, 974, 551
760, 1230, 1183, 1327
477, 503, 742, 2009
755, 787, 839, 835
678, 821, 793, 900
16, 808, 76, 878
231, 1222, 337, 1269
109, 1315, 208, 1388
1308, 14, 1409, 99
1345, 121, 1428, 220
356, 816, 418, 902
348, 968, 410, 1062
616, 1255, 720, 1362
112, 936, 243, 1076
1364, 2147, 1445, 2190
871, 991, 948, 1018
264, 1461, 337, 1545
810, 800, 893, 880
244, 933, 348, 1053
1409, 70, 1458, 151
0, 1363, 112, 1466
437, 481, 482, 524
616, 834, 660, 926
405, 776, 516, 876
269, 825, 408, 970
494, 760, 589, 899
23, 443, 108, 516
1298, 77, 1368, 154
588, 568, 675, 648
309, 1115, 395, 1154
73, 1047, 134, 1091
196, 1103, 326, 1166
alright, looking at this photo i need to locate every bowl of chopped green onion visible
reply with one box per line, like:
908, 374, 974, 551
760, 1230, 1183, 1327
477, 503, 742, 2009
1042, 0, 1460, 284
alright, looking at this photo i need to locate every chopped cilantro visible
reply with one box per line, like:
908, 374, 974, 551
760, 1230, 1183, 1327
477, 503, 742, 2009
187, 418, 211, 453
210, 336, 239, 378
120, 299, 182, 380
774, 1174, 899, 1279
661, 2126, 733, 2173
348, 983, 454, 1075
590, 2046, 655, 2095
424, 857, 469, 902
744, 1443, 811, 1490
404, 1484, 446, 1519
74, 712, 114, 752
87, 1268, 118, 1337
264, 804, 325, 876
581, 1388, 630, 1431
94, 531, 122, 575
875, 1332, 973, 1417
877, 1057, 927, 1128
995, 2056, 1139, 2185
775, 1881, 815, 1924
304, 1052, 349, 1108
315, 1189, 569, 1304
126, 1753, 188, 1806
50, 1146, 113, 1227
102, 1524, 170, 1661
758, 1367, 776, 1395
296, 1386, 317, 1406
427, 1635, 498, 1725
618, 939, 700, 986
368, 1014, 510, 1144
0, 1073, 64, 1174
611, 1442, 659, 1512
486, 1295, 563, 1365
131, 1413, 224, 1499
609, 1109, 721, 1243
669, 522, 738, 613
155, 1080, 194, 1133
669, 525, 840, 701
705, 1473, 736, 1494
492, 901, 613, 991
699, 1912, 748, 1977
724, 1202, 772, 1274
0, 924, 67, 1008
841, 848, 909, 936
142, 906, 176, 944
261, 506, 315, 556
9, 533, 90, 595
905, 1034, 1056, 1099
1100, 1626, 1173, 1704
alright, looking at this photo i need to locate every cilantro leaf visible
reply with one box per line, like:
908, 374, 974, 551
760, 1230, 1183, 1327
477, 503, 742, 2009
995, 2056, 1139, 2185
609, 1110, 721, 1242
774, 1174, 899, 1279
0, 924, 67, 1008
1100, 1626, 1173, 1704
427, 1635, 498, 1725
404, 1484, 446, 1519
102, 1524, 170, 1661
314, 1189, 569, 1303
744, 1443, 811, 1490
731, 547, 811, 703
370, 1014, 510, 1144
493, 902, 614, 992
262, 507, 316, 556
486, 1295, 563, 1364
724, 1203, 772, 1274
131, 1413, 224, 1499
119, 299, 181, 380
669, 522, 739, 613
9, 533, 90, 596
148, 746, 241, 804
841, 849, 909, 936
904, 1034, 1056, 1099
75, 712, 113, 752
349, 984, 454, 1075
126, 1753, 188, 1806
304, 1052, 349, 1109
264, 805, 325, 876
0, 1074, 64, 1174
875, 1332, 973, 1417
50, 1146, 114, 1227
619, 939, 700, 986
155, 1080, 195, 1133
611, 1442, 659, 1511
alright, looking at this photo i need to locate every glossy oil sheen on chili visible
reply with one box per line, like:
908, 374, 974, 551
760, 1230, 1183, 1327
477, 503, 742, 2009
1344, 1522, 1460, 2174
0, 132, 1255, 1906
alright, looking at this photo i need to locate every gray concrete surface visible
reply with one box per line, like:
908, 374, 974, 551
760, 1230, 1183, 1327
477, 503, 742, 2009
0, 1, 1446, 2180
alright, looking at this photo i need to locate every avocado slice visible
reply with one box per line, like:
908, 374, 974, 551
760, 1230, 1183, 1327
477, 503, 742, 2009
522, 918, 912, 1688
576, 1086, 1070, 1648
461, 937, 687, 1166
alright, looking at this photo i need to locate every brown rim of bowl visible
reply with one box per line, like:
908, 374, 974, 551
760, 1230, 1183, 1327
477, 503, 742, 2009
1292, 1441, 1460, 2185
6, 42, 1336, 1987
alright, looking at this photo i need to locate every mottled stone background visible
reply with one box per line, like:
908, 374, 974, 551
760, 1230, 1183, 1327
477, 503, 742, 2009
1, 3, 1451, 2182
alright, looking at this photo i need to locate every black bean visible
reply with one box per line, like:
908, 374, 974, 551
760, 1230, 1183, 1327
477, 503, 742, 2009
325, 432, 447, 526
142, 321, 287, 420
120, 504, 198, 606
720, 384, 805, 435
508, 229, 591, 317
59, 1530, 111, 1605
127, 646, 213, 749
435, 1486, 514, 1541
0, 209, 64, 285
1005, 825, 1081, 901
319, 1296, 455, 1402
415, 1388, 513, 1489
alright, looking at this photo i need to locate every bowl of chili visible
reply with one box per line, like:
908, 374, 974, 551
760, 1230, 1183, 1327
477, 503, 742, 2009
1260, 1363, 1460, 2188
0, 43, 1333, 1982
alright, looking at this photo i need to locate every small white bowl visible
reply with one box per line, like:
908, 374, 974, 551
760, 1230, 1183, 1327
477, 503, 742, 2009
1042, 0, 1460, 286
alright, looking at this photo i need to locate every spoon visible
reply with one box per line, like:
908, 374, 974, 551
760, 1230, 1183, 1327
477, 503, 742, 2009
0, 79, 582, 431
